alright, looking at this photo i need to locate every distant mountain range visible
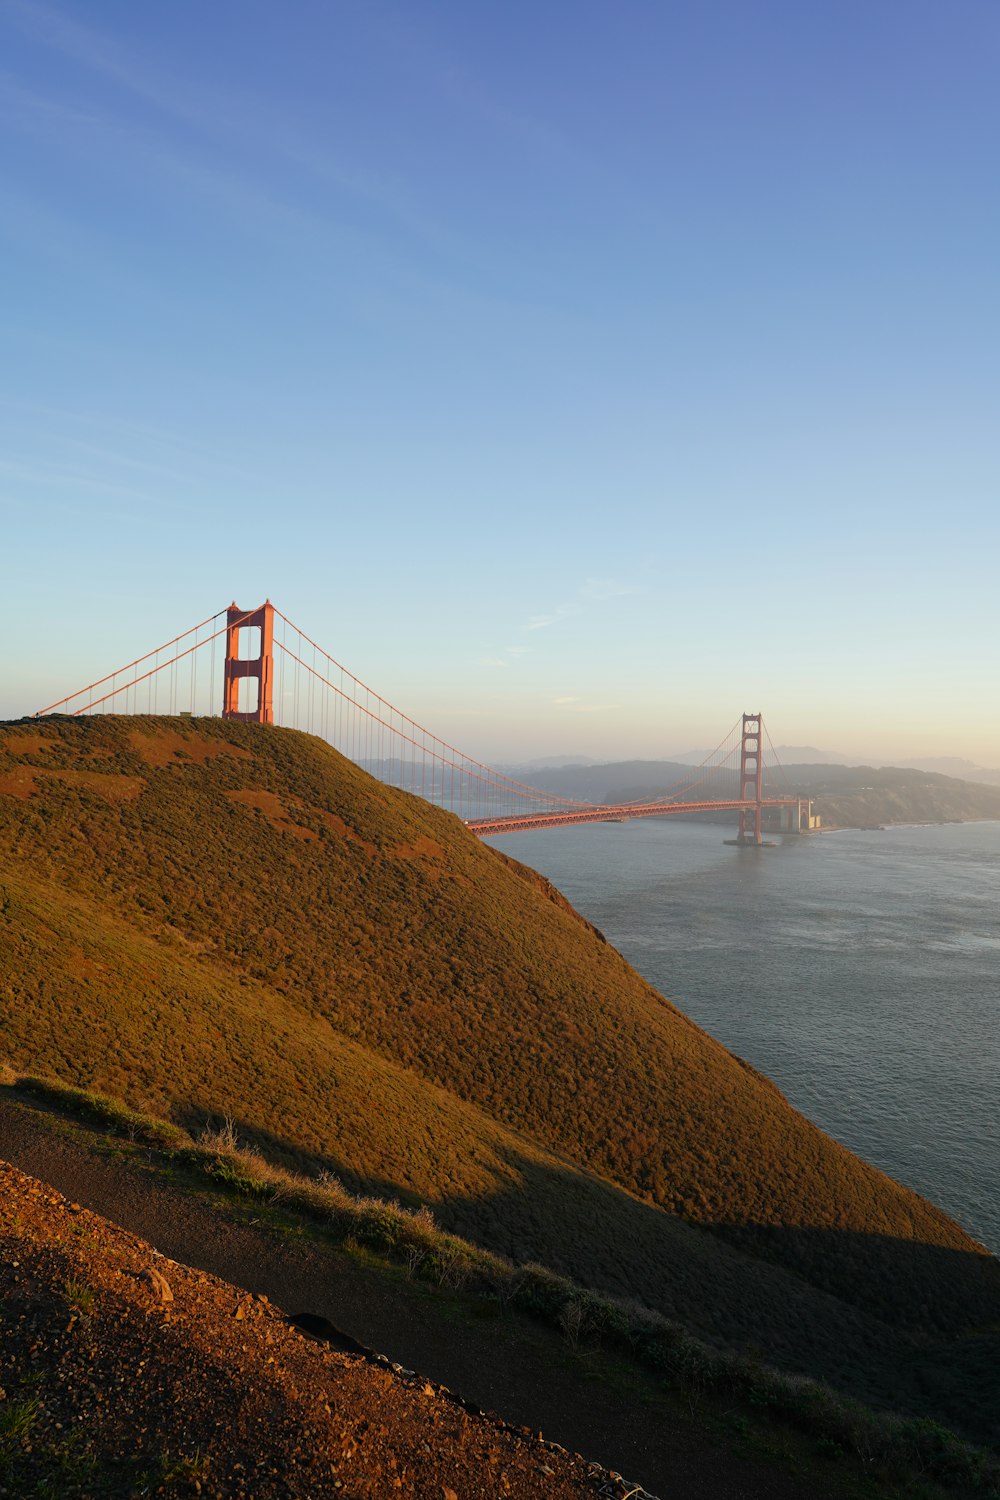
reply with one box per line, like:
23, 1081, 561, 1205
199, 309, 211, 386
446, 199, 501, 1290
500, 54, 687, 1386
497, 753, 599, 770
507, 749, 1000, 789
770, 749, 1000, 786
501, 755, 1000, 828
897, 755, 1000, 786
771, 744, 854, 765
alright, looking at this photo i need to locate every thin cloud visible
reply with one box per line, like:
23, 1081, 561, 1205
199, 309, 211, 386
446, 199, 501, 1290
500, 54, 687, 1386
553, 695, 582, 705
525, 576, 638, 634
0, 70, 326, 248
0, 395, 246, 468
580, 577, 641, 603
486, 577, 638, 673
527, 604, 574, 631
3, 1, 143, 100
0, 457, 165, 509
363, 6, 583, 169
1, 1, 499, 276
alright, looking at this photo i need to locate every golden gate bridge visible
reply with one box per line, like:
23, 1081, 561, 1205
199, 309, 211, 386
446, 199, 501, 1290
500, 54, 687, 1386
33, 599, 814, 846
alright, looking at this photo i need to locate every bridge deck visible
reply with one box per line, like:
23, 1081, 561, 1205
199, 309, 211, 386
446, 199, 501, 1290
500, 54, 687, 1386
467, 797, 803, 837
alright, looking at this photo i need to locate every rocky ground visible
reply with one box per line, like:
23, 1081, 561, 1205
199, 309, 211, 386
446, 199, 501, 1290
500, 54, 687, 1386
0, 1158, 647, 1499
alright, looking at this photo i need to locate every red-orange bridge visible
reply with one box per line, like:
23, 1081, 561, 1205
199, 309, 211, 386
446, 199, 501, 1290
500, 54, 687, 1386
34, 599, 814, 847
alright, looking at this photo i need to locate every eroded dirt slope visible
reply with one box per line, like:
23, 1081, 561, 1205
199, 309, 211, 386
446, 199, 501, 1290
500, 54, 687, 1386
0, 1157, 638, 1499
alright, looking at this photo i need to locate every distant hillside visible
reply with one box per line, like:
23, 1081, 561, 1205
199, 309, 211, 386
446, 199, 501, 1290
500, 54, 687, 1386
783, 763, 1000, 828
883, 755, 1000, 788
501, 757, 702, 803
508, 756, 1000, 828
771, 745, 854, 765
2, 716, 999, 1445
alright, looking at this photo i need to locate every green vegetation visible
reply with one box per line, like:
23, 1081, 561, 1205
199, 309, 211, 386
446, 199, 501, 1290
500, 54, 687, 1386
1, 716, 999, 1455
0, 1394, 42, 1441
62, 1278, 95, 1316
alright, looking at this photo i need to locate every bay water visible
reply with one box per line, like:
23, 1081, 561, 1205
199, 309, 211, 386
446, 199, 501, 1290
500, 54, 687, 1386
486, 819, 1000, 1251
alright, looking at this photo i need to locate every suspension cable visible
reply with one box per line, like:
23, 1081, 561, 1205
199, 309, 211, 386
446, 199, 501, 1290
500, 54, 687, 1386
273, 611, 598, 809
34, 607, 259, 718
274, 639, 597, 809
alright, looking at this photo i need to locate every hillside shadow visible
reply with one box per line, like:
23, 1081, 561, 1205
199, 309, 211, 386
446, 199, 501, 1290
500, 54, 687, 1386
178, 1105, 1000, 1451
710, 1218, 1000, 1335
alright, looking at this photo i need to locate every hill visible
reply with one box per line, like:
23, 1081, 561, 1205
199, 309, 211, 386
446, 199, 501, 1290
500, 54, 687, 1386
2, 715, 999, 1448
894, 755, 1000, 788
10, 1096, 994, 1500
790, 763, 1000, 828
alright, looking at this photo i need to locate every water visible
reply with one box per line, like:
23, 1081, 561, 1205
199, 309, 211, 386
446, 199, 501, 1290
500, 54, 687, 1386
486, 819, 1000, 1252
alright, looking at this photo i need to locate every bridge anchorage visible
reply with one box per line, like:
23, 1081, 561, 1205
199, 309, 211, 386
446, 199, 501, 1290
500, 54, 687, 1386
33, 596, 817, 844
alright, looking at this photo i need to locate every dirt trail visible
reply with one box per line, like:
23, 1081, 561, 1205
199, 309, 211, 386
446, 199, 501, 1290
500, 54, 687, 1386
0, 1100, 839, 1499
1, 1158, 608, 1498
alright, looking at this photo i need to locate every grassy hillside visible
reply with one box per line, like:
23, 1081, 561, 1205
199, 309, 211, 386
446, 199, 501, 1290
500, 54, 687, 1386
2, 715, 999, 1439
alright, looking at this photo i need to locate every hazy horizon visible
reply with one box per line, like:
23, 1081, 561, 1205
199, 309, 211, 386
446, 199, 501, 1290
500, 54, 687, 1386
494, 742, 1000, 775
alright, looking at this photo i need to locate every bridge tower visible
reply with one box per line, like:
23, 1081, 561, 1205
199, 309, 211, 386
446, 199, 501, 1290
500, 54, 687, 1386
737, 712, 764, 846
222, 600, 274, 724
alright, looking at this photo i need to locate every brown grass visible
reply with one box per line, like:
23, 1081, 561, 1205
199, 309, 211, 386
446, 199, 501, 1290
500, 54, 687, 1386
127, 725, 254, 767
0, 732, 52, 756
226, 788, 320, 841
391, 835, 446, 861
0, 768, 39, 800
0, 766, 145, 803
317, 809, 377, 855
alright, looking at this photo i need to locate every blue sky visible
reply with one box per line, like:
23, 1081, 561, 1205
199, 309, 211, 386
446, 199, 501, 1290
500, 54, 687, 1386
3, 1, 998, 763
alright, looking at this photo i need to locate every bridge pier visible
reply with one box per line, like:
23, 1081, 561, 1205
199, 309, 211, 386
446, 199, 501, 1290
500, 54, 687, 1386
777, 801, 801, 833
775, 799, 819, 833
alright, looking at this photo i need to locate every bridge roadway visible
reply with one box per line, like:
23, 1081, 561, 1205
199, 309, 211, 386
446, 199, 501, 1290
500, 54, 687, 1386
466, 797, 804, 837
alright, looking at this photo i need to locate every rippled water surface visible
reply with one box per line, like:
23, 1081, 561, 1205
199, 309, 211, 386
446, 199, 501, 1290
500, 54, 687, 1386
486, 819, 1000, 1251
